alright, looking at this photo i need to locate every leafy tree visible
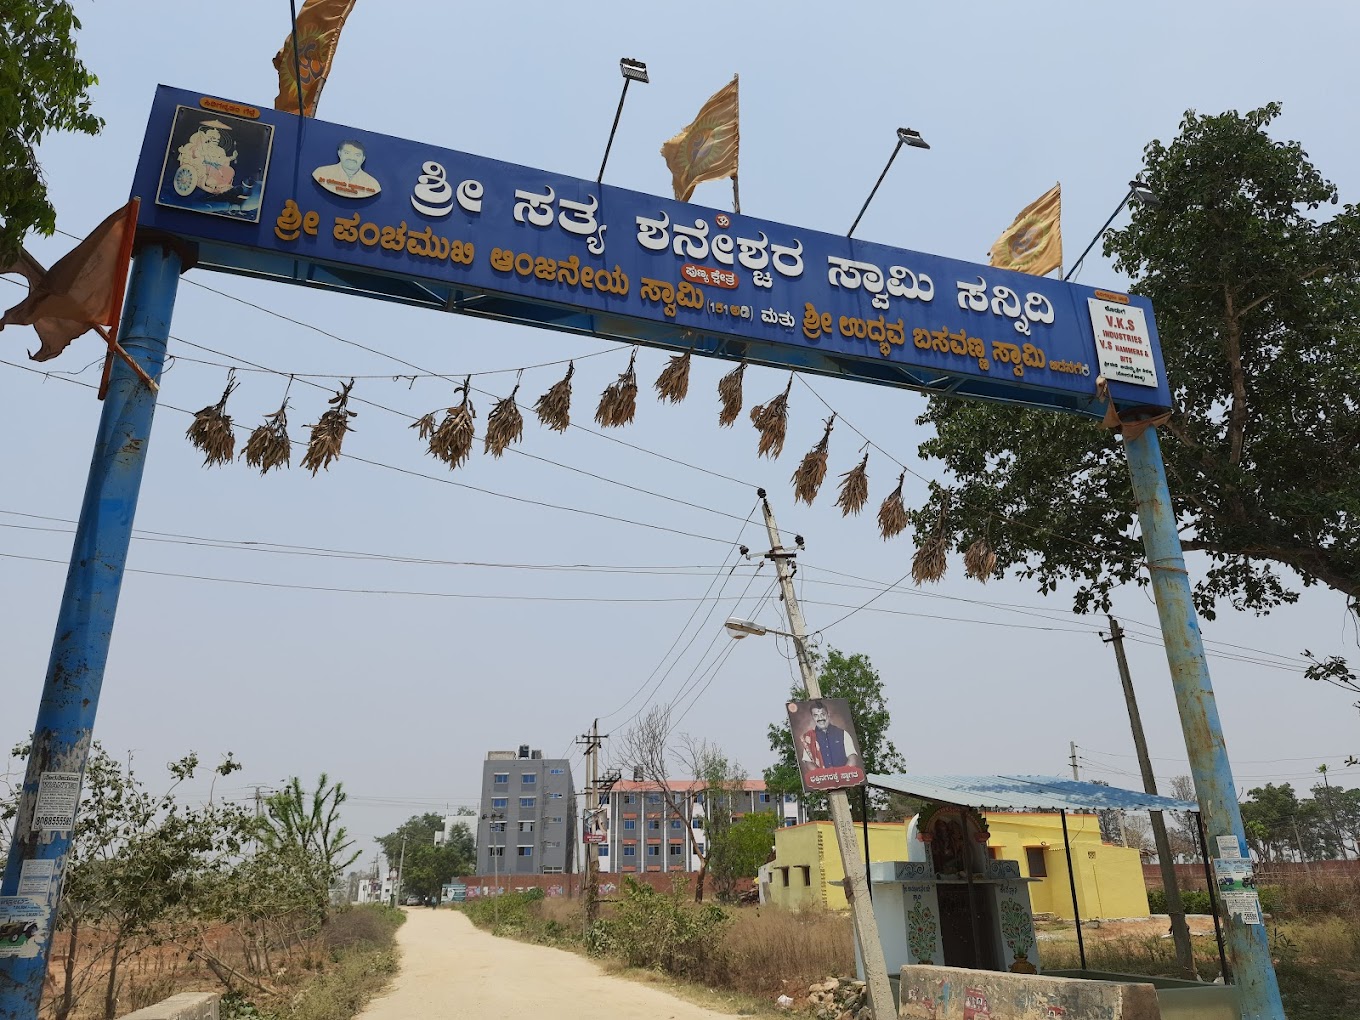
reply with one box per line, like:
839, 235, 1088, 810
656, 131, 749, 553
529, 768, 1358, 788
904, 104, 1359, 646
0, 2, 104, 263
707, 811, 777, 902
257, 773, 359, 925
376, 813, 476, 903
764, 647, 906, 820
1240, 783, 1303, 862
375, 812, 445, 868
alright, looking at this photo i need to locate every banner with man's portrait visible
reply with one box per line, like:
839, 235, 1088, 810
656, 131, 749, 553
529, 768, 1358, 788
787, 698, 866, 793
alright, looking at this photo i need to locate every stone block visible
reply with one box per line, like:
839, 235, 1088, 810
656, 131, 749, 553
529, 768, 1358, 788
119, 991, 220, 1020
899, 966, 1159, 1020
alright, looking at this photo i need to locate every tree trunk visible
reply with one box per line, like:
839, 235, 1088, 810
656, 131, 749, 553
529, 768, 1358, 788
103, 929, 124, 1020
54, 914, 80, 1020
693, 859, 707, 903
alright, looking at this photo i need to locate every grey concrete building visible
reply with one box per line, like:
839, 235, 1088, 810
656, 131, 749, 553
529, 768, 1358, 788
475, 745, 576, 876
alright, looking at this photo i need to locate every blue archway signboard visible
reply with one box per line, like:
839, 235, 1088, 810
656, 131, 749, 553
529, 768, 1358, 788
131, 86, 1171, 418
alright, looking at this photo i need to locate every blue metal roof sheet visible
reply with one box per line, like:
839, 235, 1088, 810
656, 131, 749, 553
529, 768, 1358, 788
866, 773, 1197, 813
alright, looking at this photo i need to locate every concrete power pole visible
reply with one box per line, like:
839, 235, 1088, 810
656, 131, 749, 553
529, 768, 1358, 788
760, 494, 894, 1020
1104, 616, 1197, 979
393, 836, 407, 908
578, 721, 605, 929
1070, 741, 1080, 780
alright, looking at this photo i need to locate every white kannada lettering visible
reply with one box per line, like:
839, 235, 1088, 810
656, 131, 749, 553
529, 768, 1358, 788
635, 211, 670, 251
411, 161, 454, 217
456, 179, 484, 214
513, 186, 556, 227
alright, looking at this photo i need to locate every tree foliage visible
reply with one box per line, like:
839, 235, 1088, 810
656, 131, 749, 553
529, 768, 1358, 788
376, 813, 476, 902
908, 104, 1360, 631
0, 1, 104, 263
257, 773, 360, 925
708, 811, 777, 901
763, 647, 906, 820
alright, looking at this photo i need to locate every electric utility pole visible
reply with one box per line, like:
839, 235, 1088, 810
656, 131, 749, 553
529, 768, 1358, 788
1070, 741, 1080, 780
760, 492, 893, 1020
393, 836, 406, 908
577, 721, 607, 928
1104, 616, 1197, 978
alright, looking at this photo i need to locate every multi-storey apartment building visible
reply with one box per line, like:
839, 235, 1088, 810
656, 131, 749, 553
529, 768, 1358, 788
474, 745, 576, 875
591, 777, 803, 875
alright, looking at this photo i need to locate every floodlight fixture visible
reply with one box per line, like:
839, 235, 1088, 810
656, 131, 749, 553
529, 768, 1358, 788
599, 57, 650, 183
897, 127, 930, 150
849, 126, 930, 237
1127, 178, 1160, 208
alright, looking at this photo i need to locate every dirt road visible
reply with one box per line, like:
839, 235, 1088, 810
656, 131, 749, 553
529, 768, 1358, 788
356, 908, 741, 1020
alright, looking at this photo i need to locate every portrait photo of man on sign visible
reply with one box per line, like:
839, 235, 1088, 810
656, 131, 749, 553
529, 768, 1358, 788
788, 697, 866, 793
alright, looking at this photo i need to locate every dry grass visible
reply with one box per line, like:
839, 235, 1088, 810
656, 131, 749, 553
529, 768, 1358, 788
723, 906, 854, 998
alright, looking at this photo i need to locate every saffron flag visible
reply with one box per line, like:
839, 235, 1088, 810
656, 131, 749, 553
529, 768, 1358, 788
988, 183, 1063, 277
273, 0, 357, 117
660, 76, 740, 203
0, 199, 139, 362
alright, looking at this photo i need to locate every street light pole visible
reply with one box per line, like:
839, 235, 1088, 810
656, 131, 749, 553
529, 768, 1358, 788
758, 492, 894, 1020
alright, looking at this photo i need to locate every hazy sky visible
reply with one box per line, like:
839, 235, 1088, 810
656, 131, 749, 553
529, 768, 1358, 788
3, 2, 1358, 865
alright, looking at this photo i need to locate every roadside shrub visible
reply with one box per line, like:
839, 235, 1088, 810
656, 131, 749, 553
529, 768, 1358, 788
1147, 888, 1215, 915
325, 904, 404, 954
594, 877, 731, 983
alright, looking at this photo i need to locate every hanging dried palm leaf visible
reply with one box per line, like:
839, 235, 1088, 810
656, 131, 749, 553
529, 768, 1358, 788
912, 492, 952, 585
791, 415, 835, 505
964, 537, 998, 583
534, 361, 573, 432
750, 375, 794, 459
835, 452, 870, 516
654, 350, 692, 404
242, 397, 292, 474
717, 361, 746, 427
301, 378, 357, 475
186, 372, 239, 467
422, 376, 475, 470
877, 471, 909, 539
595, 349, 638, 428
411, 411, 438, 440
484, 383, 525, 457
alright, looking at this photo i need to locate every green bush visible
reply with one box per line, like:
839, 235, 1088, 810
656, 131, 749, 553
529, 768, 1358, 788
325, 904, 404, 954
593, 877, 732, 983
1148, 885, 1278, 917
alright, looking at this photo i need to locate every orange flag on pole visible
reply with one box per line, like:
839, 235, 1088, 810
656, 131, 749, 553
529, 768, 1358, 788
988, 183, 1063, 277
1, 199, 139, 362
273, 0, 357, 117
661, 76, 740, 204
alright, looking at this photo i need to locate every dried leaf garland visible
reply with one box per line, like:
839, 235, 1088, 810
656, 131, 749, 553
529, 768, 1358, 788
792, 414, 835, 505
835, 453, 870, 516
912, 492, 952, 586
186, 373, 239, 467
654, 350, 692, 404
484, 383, 525, 457
717, 361, 746, 427
242, 398, 292, 474
411, 411, 438, 440
301, 378, 357, 475
534, 361, 573, 432
750, 375, 794, 459
877, 471, 909, 539
964, 537, 998, 583
595, 349, 638, 428
421, 377, 475, 469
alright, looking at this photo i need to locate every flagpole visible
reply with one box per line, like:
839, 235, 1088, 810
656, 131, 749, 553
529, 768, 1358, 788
288, 0, 306, 116
731, 74, 740, 214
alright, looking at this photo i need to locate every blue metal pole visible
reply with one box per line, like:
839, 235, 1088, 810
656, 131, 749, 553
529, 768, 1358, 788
0, 245, 181, 1020
1123, 425, 1284, 1019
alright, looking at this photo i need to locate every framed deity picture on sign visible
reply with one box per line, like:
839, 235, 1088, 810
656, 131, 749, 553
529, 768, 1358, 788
787, 697, 866, 793
155, 105, 274, 223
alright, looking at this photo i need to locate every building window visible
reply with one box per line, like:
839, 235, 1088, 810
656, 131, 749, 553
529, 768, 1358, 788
670, 819, 683, 829
692, 818, 704, 829
799, 866, 811, 886
549, 768, 564, 775
519, 821, 534, 833
647, 819, 660, 831
548, 792, 563, 799
987, 846, 1000, 860
695, 843, 704, 855
623, 845, 636, 858
489, 821, 506, 832
491, 798, 508, 809
694, 792, 704, 804
489, 846, 504, 858
549, 816, 564, 825
517, 846, 533, 857
647, 845, 660, 857
545, 840, 562, 849
785, 793, 797, 803
624, 819, 637, 830
493, 773, 509, 784
759, 792, 771, 803
1025, 847, 1048, 878
647, 793, 662, 805
780, 867, 789, 886
542, 866, 563, 874
623, 794, 636, 804
599, 844, 609, 857
669, 842, 683, 856
519, 797, 536, 809
783, 818, 797, 827
522, 773, 537, 785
